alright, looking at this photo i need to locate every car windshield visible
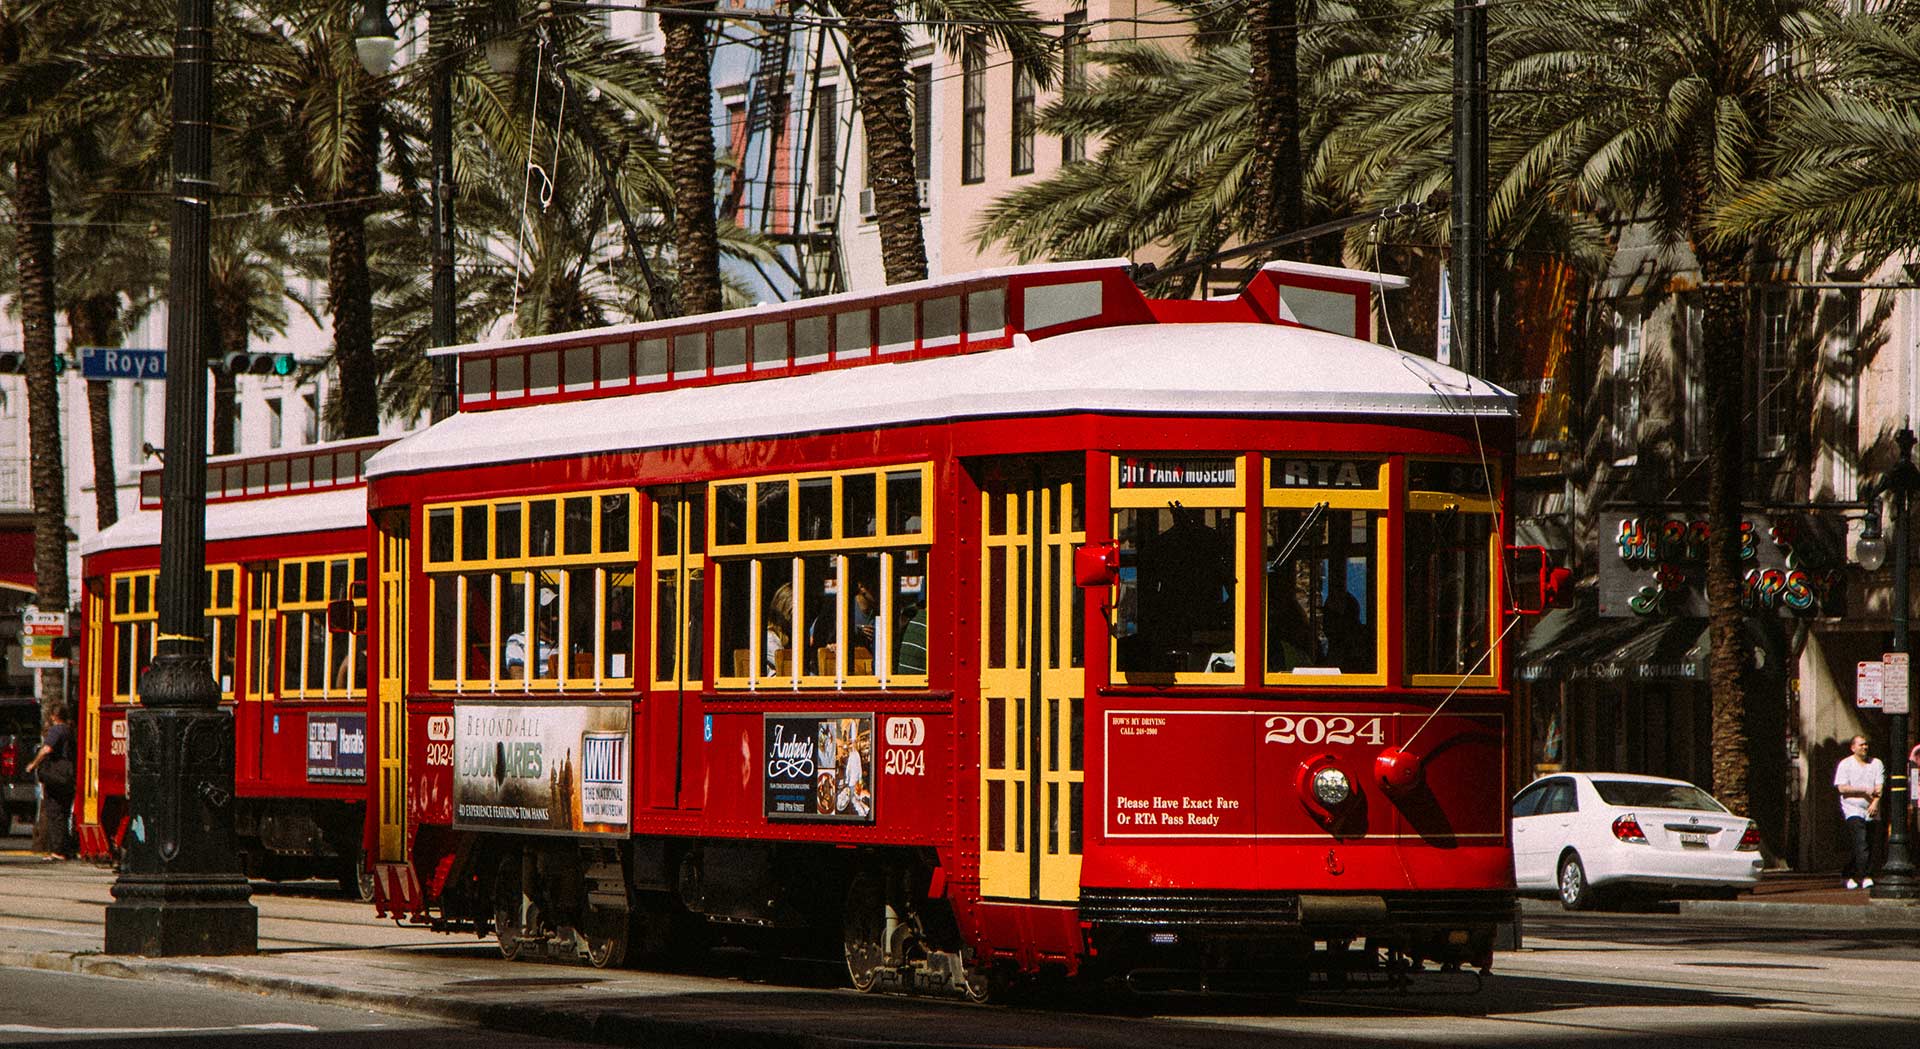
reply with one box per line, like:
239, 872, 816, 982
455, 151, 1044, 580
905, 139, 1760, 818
1590, 780, 1724, 812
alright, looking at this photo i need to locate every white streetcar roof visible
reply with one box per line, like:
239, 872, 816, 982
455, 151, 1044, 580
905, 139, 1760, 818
369, 321, 1513, 480
81, 486, 368, 556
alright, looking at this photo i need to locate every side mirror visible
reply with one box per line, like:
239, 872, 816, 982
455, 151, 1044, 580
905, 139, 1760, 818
1074, 542, 1121, 588
1505, 546, 1572, 615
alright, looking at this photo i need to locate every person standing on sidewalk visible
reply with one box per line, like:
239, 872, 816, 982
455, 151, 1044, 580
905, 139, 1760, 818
1835, 734, 1885, 890
22, 704, 75, 861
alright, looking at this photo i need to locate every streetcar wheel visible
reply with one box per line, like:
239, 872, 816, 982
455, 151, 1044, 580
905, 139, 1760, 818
582, 908, 629, 969
1558, 853, 1595, 911
495, 856, 535, 960
340, 843, 376, 903
843, 872, 888, 992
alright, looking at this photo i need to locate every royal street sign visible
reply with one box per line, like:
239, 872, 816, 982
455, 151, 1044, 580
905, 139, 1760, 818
77, 346, 166, 381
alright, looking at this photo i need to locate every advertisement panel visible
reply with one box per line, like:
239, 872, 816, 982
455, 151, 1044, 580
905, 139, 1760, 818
764, 713, 875, 823
453, 701, 630, 835
305, 712, 367, 784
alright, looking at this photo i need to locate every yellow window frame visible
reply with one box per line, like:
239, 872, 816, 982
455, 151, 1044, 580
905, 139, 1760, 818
710, 463, 935, 691
1107, 454, 1248, 686
423, 487, 641, 693
1262, 457, 1389, 687
275, 554, 366, 701
648, 491, 706, 690
108, 566, 240, 702
1404, 459, 1502, 689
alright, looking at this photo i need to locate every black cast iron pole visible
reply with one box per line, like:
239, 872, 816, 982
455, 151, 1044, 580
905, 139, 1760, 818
428, 0, 457, 420
1874, 427, 1919, 900
103, 0, 258, 955
1451, 0, 1489, 378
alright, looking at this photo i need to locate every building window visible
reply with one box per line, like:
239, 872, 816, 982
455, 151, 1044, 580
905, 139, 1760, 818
1061, 11, 1088, 164
1610, 305, 1641, 459
912, 65, 932, 183
301, 390, 319, 445
1830, 288, 1861, 496
1757, 290, 1792, 457
815, 83, 838, 200
711, 465, 933, 689
122, 382, 148, 465
266, 396, 283, 450
962, 44, 986, 184
1682, 298, 1707, 461
1011, 65, 1035, 176
426, 489, 638, 690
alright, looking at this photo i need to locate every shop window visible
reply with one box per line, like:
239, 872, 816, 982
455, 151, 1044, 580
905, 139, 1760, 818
1264, 457, 1385, 684
711, 464, 935, 689
1404, 460, 1499, 686
1109, 456, 1245, 684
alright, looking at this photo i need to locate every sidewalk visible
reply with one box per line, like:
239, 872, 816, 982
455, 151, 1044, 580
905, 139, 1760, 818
1518, 868, 1920, 925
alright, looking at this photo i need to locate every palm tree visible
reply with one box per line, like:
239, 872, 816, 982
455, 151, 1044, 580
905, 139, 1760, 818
661, 3, 722, 314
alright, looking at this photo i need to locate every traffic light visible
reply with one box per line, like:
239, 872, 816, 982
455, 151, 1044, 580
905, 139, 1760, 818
218, 352, 295, 376
0, 352, 67, 374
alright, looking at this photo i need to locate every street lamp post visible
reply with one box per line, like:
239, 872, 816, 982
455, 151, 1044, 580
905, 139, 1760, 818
103, 0, 258, 955
1873, 427, 1920, 901
356, 0, 457, 421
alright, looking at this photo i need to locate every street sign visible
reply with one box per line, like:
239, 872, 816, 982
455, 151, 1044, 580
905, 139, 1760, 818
1858, 661, 1885, 709
77, 346, 166, 381
22, 608, 65, 637
1885, 652, 1910, 716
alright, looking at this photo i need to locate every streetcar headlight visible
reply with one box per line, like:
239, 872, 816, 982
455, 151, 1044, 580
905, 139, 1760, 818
1312, 766, 1352, 807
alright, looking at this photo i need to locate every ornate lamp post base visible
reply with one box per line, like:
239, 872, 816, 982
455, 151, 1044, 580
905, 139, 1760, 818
103, 701, 256, 956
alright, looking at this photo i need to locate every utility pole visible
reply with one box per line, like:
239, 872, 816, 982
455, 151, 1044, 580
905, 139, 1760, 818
427, 0, 457, 420
1451, 0, 1489, 379
103, 0, 258, 956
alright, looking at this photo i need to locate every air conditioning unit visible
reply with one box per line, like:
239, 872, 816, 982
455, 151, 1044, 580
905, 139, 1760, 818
811, 194, 837, 225
916, 179, 932, 209
858, 187, 877, 219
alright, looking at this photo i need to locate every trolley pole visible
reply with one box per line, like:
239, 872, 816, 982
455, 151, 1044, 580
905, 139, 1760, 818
103, 0, 259, 956
1451, 0, 1489, 379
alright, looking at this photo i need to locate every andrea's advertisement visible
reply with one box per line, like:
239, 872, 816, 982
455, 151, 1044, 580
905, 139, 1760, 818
453, 701, 630, 836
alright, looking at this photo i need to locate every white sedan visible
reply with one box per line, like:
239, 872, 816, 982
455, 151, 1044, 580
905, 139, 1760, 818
1511, 772, 1763, 910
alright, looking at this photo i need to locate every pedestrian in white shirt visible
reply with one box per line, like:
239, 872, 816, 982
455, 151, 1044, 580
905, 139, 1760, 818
1835, 734, 1885, 889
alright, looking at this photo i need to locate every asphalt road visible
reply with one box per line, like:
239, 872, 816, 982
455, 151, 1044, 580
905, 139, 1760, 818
7, 827, 1920, 1048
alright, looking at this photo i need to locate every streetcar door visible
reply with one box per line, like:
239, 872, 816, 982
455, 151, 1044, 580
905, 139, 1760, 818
648, 486, 706, 809
242, 561, 278, 784
374, 511, 408, 863
978, 464, 1086, 904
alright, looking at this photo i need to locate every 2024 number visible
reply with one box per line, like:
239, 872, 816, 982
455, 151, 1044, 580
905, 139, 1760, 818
1262, 715, 1385, 746
884, 748, 926, 777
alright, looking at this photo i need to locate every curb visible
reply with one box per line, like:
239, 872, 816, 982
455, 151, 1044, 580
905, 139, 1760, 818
1518, 896, 1920, 927
0, 947, 972, 1049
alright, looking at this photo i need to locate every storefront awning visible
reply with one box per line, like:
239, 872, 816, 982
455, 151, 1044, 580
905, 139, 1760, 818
1518, 599, 1709, 683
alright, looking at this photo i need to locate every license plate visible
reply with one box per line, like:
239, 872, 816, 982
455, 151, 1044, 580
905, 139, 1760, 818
1680, 832, 1708, 847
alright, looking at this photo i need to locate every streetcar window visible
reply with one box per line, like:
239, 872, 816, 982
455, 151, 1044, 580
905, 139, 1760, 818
923, 295, 961, 348
967, 287, 1005, 339
835, 309, 872, 360
603, 570, 634, 680
713, 327, 747, 374
461, 505, 488, 562
842, 473, 876, 538
1265, 508, 1379, 676
530, 500, 557, 557
673, 332, 706, 377
757, 480, 790, 544
600, 494, 630, 553
496, 354, 525, 397
753, 321, 788, 368
637, 337, 668, 383
598, 341, 631, 387
428, 508, 455, 564
564, 496, 593, 556
804, 553, 840, 678
878, 302, 914, 355
715, 484, 748, 547
885, 470, 922, 536
1404, 508, 1494, 680
654, 567, 677, 682
495, 503, 522, 559
528, 350, 559, 394
500, 572, 527, 680
431, 576, 458, 681
461, 359, 489, 400
563, 345, 594, 390
892, 549, 929, 677
799, 477, 833, 540
794, 314, 829, 365
1112, 507, 1239, 677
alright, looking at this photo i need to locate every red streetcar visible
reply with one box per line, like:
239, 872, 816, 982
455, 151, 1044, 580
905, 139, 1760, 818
76, 439, 386, 895
354, 257, 1527, 992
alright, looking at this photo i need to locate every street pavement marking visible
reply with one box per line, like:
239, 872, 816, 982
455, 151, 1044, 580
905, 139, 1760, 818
0, 1023, 320, 1035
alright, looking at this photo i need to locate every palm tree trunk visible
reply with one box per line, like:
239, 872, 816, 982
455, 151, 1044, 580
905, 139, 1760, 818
211, 274, 246, 455
67, 293, 121, 530
663, 5, 721, 315
843, 0, 927, 284
1699, 237, 1751, 821
1246, 0, 1302, 251
13, 145, 67, 857
326, 101, 380, 439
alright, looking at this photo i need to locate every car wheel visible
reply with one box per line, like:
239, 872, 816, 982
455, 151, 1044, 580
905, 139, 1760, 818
1558, 853, 1596, 911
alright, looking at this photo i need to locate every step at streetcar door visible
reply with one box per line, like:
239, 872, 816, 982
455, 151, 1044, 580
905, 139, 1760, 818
978, 463, 1087, 903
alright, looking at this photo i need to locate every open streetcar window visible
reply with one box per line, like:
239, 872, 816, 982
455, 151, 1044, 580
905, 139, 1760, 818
1263, 457, 1385, 685
1108, 456, 1245, 685
274, 554, 366, 701
424, 487, 642, 693
1404, 460, 1500, 687
712, 464, 934, 691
